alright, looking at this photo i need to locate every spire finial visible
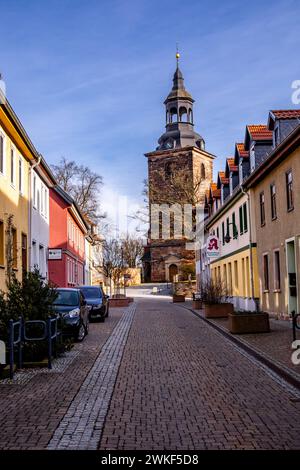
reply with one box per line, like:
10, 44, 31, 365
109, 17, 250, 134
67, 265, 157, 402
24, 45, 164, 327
176, 43, 180, 66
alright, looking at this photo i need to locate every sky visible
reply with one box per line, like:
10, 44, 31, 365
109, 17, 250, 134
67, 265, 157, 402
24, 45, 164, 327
0, 0, 300, 233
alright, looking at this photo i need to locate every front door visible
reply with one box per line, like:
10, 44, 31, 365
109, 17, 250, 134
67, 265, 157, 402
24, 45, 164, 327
286, 239, 298, 314
169, 264, 178, 283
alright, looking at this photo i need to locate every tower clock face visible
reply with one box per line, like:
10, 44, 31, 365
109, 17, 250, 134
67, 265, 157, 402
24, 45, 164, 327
165, 138, 174, 149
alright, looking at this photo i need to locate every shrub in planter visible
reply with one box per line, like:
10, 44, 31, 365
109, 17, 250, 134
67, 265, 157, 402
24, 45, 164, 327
200, 277, 233, 318
229, 311, 270, 334
0, 270, 60, 364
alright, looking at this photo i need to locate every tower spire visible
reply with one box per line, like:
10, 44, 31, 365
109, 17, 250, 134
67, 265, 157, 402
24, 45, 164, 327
176, 43, 180, 68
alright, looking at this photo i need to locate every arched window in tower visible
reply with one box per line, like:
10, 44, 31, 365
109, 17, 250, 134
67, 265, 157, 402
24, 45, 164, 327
179, 106, 188, 122
170, 107, 178, 123
201, 163, 206, 180
165, 162, 172, 178
189, 109, 193, 123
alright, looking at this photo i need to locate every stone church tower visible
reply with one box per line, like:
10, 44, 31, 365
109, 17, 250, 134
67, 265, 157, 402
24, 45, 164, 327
144, 56, 214, 282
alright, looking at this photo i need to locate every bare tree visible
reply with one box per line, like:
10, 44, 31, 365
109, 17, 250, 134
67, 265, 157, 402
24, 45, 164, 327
121, 234, 144, 268
52, 157, 104, 224
99, 239, 123, 295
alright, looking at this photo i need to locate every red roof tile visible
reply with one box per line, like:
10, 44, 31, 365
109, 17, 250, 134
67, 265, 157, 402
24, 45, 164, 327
218, 171, 229, 185
271, 110, 300, 119
236, 143, 249, 158
227, 158, 238, 172
247, 125, 273, 140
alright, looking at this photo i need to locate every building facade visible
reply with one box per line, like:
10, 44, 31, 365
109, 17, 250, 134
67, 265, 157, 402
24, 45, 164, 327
48, 186, 88, 288
144, 58, 214, 282
198, 109, 300, 317
0, 96, 39, 291
245, 111, 300, 318
30, 159, 56, 279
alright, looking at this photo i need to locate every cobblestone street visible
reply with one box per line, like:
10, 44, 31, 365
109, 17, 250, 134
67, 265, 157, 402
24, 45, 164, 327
1, 295, 300, 450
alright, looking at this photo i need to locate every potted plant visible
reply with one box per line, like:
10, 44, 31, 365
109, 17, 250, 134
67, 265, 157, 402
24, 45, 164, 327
229, 309, 270, 334
201, 277, 233, 318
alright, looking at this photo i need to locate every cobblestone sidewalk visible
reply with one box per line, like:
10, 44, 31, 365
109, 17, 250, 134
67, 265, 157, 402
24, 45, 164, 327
0, 307, 124, 449
47, 301, 136, 450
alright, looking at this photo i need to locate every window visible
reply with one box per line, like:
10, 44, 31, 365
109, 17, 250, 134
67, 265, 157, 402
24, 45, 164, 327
274, 250, 281, 291
37, 189, 40, 212
270, 184, 276, 220
234, 260, 238, 292
41, 186, 44, 214
263, 254, 269, 291
226, 217, 230, 240
39, 245, 44, 277
10, 147, 15, 185
216, 227, 219, 240
32, 240, 37, 268
286, 170, 293, 211
33, 175, 36, 207
22, 233, 27, 278
44, 189, 47, 218
274, 127, 279, 146
0, 220, 4, 265
18, 158, 23, 194
260, 192, 265, 226
232, 212, 238, 239
0, 133, 4, 174
243, 203, 248, 232
12, 228, 17, 269
222, 222, 225, 245
239, 206, 243, 234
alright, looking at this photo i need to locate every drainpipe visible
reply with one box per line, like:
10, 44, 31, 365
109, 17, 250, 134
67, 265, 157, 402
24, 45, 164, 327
241, 185, 258, 312
28, 154, 41, 271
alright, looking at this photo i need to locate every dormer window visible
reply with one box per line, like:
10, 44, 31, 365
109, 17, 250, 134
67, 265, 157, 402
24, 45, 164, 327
250, 144, 255, 172
274, 126, 279, 147
239, 160, 243, 183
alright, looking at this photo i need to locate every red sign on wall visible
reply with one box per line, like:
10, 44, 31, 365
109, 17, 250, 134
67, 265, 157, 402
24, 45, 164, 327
206, 235, 220, 258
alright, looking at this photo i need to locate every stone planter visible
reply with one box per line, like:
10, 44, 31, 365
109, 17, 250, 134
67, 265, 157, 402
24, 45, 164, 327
229, 312, 270, 334
192, 300, 202, 310
173, 294, 185, 303
109, 298, 131, 308
204, 302, 234, 318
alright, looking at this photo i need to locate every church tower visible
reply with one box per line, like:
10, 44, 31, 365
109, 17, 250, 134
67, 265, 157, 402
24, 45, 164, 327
144, 54, 214, 283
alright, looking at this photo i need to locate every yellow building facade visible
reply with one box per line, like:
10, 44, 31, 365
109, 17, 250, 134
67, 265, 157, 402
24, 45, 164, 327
203, 190, 260, 311
0, 100, 38, 291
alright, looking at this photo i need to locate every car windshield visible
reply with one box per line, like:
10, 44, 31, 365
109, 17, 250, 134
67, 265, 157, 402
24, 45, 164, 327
80, 287, 102, 299
53, 290, 79, 307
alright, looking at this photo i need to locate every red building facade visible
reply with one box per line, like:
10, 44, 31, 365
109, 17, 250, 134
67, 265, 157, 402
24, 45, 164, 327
48, 186, 88, 287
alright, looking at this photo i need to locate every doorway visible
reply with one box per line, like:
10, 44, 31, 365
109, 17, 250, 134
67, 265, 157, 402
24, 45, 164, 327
169, 264, 178, 283
286, 239, 298, 314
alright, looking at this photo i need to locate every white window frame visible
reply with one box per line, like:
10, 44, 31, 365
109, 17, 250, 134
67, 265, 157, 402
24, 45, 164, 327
18, 156, 23, 195
33, 174, 37, 208
0, 128, 6, 176
10, 145, 16, 187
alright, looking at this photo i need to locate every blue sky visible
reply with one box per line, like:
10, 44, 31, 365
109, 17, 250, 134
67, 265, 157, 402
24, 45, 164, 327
1, 0, 300, 225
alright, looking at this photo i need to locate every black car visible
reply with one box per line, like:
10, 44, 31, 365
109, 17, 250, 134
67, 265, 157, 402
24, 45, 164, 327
79, 286, 109, 322
52, 288, 89, 341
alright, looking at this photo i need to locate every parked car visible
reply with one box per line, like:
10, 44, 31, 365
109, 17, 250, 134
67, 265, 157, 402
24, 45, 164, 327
79, 285, 109, 322
52, 288, 89, 341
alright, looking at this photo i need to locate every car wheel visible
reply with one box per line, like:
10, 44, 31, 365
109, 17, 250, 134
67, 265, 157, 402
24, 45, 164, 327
76, 322, 86, 342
